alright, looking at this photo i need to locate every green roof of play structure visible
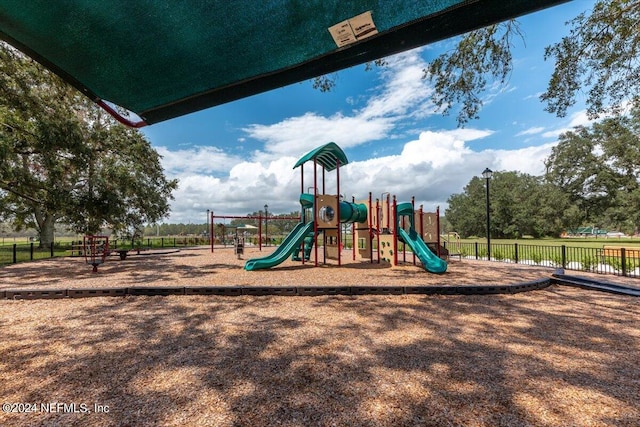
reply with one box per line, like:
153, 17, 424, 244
0, 0, 567, 125
294, 143, 348, 172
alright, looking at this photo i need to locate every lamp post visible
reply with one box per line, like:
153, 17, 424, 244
264, 204, 269, 247
482, 168, 493, 260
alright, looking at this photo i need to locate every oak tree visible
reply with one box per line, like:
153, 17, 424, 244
545, 106, 640, 234
0, 43, 178, 247
428, 0, 640, 124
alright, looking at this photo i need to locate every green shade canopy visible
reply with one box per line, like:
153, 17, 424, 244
294, 142, 348, 172
0, 0, 567, 126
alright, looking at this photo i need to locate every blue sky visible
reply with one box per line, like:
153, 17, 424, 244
141, 1, 596, 224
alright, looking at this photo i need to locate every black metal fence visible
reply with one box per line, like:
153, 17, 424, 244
3, 238, 640, 279
445, 242, 640, 278
0, 242, 59, 266
0, 236, 210, 267
109, 236, 209, 250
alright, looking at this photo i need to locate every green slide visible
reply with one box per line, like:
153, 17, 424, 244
245, 222, 315, 271
398, 228, 448, 274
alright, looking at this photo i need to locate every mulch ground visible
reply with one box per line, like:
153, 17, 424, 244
0, 247, 638, 426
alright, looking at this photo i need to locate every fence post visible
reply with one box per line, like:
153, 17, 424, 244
161, 237, 164, 248
561, 245, 567, 268
50, 241, 54, 257
514, 243, 518, 264
13, 244, 17, 263
475, 242, 478, 260
30, 242, 34, 260
621, 247, 627, 277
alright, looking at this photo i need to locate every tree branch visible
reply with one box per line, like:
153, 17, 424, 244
0, 181, 42, 204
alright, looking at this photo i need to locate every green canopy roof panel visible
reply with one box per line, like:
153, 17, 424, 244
0, 0, 567, 125
294, 142, 348, 172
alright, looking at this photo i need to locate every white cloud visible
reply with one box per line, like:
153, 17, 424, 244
401, 131, 472, 168
491, 143, 556, 176
544, 102, 636, 139
542, 109, 601, 139
442, 128, 494, 141
483, 81, 516, 106
524, 91, 544, 101
243, 112, 393, 161
358, 50, 436, 120
156, 146, 243, 176
156, 48, 557, 222
515, 126, 545, 136
160, 129, 557, 222
335, 131, 553, 210
241, 49, 437, 161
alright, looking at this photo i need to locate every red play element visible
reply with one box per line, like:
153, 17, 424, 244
84, 235, 109, 273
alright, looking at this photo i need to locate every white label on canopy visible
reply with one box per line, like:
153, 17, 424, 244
350, 11, 377, 40
328, 11, 377, 48
328, 20, 357, 47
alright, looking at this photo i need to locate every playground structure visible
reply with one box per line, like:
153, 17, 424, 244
243, 142, 448, 273
353, 194, 448, 270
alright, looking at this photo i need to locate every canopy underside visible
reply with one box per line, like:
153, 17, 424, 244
0, 0, 568, 125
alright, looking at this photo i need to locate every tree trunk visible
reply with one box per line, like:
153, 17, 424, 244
38, 215, 55, 249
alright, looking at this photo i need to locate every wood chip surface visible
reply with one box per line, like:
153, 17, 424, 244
1, 247, 638, 426
0, 246, 594, 290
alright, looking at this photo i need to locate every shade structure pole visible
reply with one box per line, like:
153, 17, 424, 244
392, 196, 398, 266
314, 159, 318, 267
336, 159, 341, 266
